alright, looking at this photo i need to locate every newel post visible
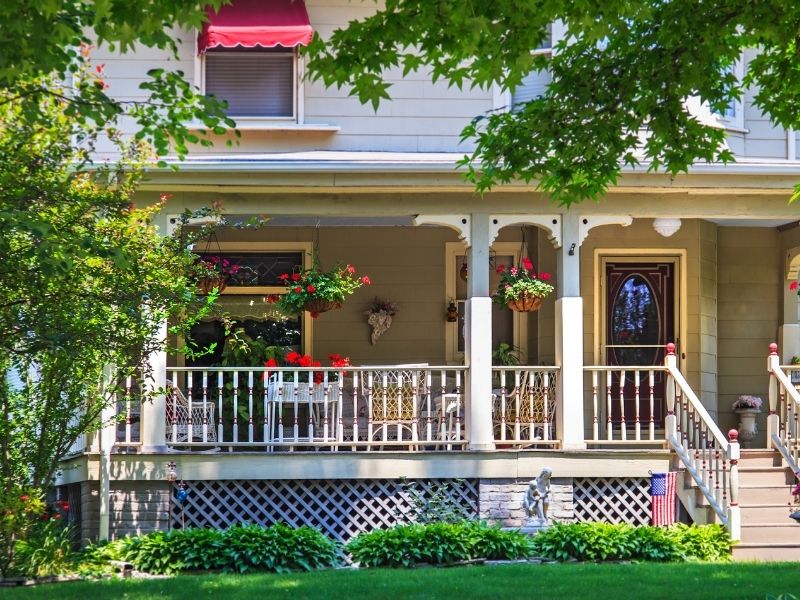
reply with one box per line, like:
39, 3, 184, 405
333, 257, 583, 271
664, 343, 677, 439
727, 429, 741, 541
767, 342, 780, 447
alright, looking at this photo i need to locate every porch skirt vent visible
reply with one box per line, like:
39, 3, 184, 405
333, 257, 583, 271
170, 478, 478, 541
572, 477, 651, 525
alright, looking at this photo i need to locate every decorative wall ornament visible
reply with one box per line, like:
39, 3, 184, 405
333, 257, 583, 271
364, 298, 398, 345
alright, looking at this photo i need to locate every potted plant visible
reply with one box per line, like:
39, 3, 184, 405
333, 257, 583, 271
731, 395, 762, 446
364, 297, 398, 345
195, 255, 240, 294
493, 258, 554, 312
267, 263, 371, 318
790, 356, 800, 385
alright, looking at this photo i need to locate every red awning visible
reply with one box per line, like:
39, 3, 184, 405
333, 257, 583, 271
198, 0, 313, 54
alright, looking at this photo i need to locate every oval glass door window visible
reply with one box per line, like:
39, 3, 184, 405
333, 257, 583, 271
611, 274, 660, 365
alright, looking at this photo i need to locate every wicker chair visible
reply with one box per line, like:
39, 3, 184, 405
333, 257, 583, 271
165, 383, 217, 443
359, 365, 428, 443
492, 371, 556, 442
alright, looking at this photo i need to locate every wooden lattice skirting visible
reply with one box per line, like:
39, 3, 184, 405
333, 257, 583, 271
572, 477, 651, 525
170, 478, 479, 542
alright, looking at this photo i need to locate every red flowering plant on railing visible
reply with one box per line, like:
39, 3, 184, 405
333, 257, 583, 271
493, 257, 554, 312
266, 263, 371, 318
264, 351, 351, 384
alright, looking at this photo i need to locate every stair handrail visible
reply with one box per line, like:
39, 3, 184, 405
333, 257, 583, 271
664, 343, 740, 540
766, 343, 800, 473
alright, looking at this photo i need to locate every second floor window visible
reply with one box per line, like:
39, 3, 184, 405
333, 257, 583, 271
205, 48, 295, 119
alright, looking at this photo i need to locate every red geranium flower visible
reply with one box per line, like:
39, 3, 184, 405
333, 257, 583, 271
294, 286, 303, 293
496, 264, 506, 274
306, 285, 316, 293
522, 257, 534, 271
791, 281, 799, 291
346, 264, 356, 274
540, 272, 551, 281
291, 273, 301, 282
361, 276, 371, 285
286, 351, 301, 364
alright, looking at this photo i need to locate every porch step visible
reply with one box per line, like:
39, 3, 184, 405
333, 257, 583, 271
738, 485, 794, 505
740, 505, 797, 524
738, 449, 785, 468
736, 466, 794, 486
733, 543, 800, 561
740, 523, 800, 544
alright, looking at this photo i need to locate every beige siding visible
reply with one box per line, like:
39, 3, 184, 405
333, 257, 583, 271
91, 0, 494, 156
716, 227, 781, 444
740, 48, 791, 160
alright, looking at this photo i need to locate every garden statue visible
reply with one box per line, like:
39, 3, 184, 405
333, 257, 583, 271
522, 467, 552, 528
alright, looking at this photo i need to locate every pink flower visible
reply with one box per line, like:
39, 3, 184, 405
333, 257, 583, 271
20, 495, 29, 503
346, 264, 356, 274
361, 276, 371, 285
510, 267, 518, 276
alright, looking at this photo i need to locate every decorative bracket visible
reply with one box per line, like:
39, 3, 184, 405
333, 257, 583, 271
578, 215, 633, 246
413, 214, 471, 246
786, 247, 800, 282
489, 215, 562, 248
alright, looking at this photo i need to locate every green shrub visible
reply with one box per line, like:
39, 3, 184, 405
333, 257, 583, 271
111, 524, 337, 575
665, 523, 732, 562
13, 520, 76, 576
530, 523, 731, 562
346, 521, 533, 567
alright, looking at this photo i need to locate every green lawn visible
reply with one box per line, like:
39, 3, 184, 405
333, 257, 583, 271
4, 562, 799, 600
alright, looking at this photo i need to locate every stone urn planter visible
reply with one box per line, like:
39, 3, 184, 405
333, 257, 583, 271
735, 408, 759, 446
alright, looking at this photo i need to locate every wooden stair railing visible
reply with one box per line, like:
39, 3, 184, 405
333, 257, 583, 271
767, 343, 800, 473
663, 343, 741, 540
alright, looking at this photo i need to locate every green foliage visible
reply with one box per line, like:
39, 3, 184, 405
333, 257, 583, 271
530, 523, 732, 562
398, 479, 474, 525
305, 1, 800, 205
115, 525, 337, 575
346, 521, 533, 567
13, 520, 76, 577
0, 1, 235, 159
666, 523, 733, 562
0, 488, 47, 575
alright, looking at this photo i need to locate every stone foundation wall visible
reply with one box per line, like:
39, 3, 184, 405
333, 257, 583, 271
109, 481, 170, 539
478, 477, 574, 527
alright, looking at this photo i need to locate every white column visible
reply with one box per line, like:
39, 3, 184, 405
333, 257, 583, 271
98, 365, 116, 540
555, 214, 586, 449
466, 213, 495, 451
140, 321, 168, 452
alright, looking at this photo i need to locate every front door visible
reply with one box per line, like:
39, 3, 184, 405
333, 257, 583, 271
604, 261, 676, 427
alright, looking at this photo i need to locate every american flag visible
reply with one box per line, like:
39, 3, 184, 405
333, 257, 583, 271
651, 472, 677, 526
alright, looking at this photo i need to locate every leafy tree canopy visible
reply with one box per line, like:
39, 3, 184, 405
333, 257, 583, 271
305, 0, 800, 204
0, 0, 235, 160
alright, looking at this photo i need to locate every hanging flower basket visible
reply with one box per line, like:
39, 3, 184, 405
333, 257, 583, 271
266, 263, 371, 319
507, 293, 543, 312
197, 275, 228, 295
303, 298, 341, 318
493, 258, 554, 312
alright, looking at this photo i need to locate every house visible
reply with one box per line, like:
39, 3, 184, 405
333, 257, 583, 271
57, 0, 800, 561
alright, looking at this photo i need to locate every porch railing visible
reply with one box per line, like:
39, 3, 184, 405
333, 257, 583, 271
583, 365, 667, 443
767, 344, 800, 473
164, 366, 467, 451
664, 344, 740, 539
491, 367, 559, 446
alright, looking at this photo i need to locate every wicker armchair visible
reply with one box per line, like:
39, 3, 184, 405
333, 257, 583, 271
359, 365, 428, 442
492, 371, 556, 441
166, 383, 217, 443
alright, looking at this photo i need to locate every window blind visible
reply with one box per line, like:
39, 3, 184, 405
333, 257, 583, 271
205, 52, 294, 117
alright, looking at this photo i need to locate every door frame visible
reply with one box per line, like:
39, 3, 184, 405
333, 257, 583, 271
593, 249, 687, 372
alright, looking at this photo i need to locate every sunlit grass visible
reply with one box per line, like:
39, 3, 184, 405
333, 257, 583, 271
4, 562, 799, 600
